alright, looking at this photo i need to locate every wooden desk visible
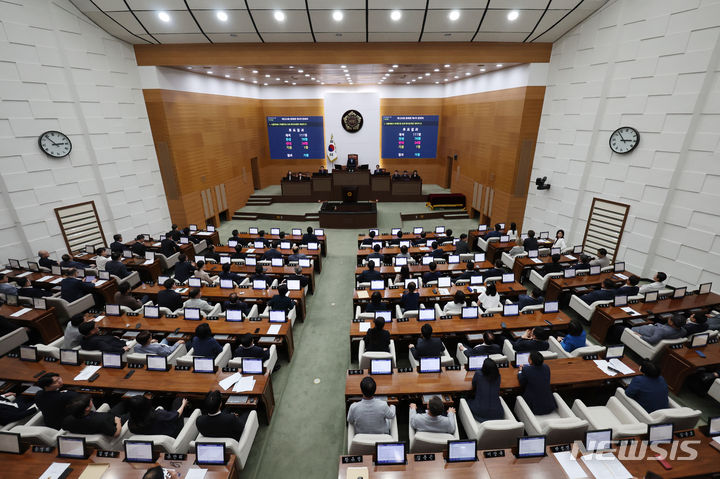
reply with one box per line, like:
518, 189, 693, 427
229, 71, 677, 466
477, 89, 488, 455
544, 271, 630, 302
589, 292, 720, 343
281, 179, 312, 196
353, 262, 493, 280
511, 255, 577, 281
345, 356, 639, 399
126, 239, 195, 260
391, 179, 422, 196
230, 232, 327, 256
191, 229, 220, 246
96, 313, 295, 360
484, 239, 553, 263
215, 245, 322, 273
0, 304, 61, 343
356, 232, 443, 247
352, 284, 526, 307
0, 356, 275, 423
1, 450, 237, 479
73, 253, 163, 282
661, 342, 720, 392
333, 170, 370, 186
205, 263, 315, 294
5, 269, 118, 305
356, 245, 455, 264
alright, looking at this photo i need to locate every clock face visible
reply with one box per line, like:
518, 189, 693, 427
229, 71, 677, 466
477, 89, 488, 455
609, 127, 639, 154
38, 130, 72, 158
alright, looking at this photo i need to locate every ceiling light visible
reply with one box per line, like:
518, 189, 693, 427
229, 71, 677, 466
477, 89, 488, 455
265, 74, 270, 77
465, 72, 470, 76
406, 81, 410, 84
157, 11, 170, 22
298, 69, 304, 73
480, 68, 486, 72
236, 66, 242, 69
434, 81, 439, 84
284, 80, 288, 83
276, 77, 280, 80
448, 10, 460, 21
264, 82, 268, 85
321, 82, 325, 85
341, 65, 346, 68
388, 69, 394, 72
289, 66, 294, 69
444, 64, 450, 67
444, 79, 448, 81
454, 75, 459, 79
207, 71, 213, 74
496, 64, 503, 67
384, 74, 389, 77
311, 77, 315, 80
411, 79, 416, 82
417, 76, 423, 79
292, 82, 296, 85
252, 70, 258, 73
425, 73, 430, 76
274, 10, 286, 22
253, 80, 257, 83
332, 10, 343, 21
390, 10, 401, 21
240, 77, 245, 80
507, 10, 519, 21
305, 74, 310, 77
216, 11, 228, 22
343, 69, 348, 72
225, 74, 230, 78
392, 64, 398, 68
433, 68, 439, 72
187, 67, 192, 69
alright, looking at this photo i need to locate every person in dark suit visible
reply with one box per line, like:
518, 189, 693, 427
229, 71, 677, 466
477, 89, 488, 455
158, 278, 183, 312
409, 323, 445, 359
197, 390, 249, 441
364, 317, 390, 352
105, 252, 130, 279
59, 254, 86, 270
459, 332, 502, 358
223, 293, 250, 315
287, 266, 309, 289
391, 170, 401, 180
361, 231, 376, 247
233, 334, 270, 361
455, 234, 469, 254
218, 263, 244, 285
0, 391, 36, 426
227, 229, 241, 245
38, 250, 58, 269
517, 288, 544, 310
203, 244, 221, 263
540, 254, 564, 276
467, 358, 504, 422
253, 230, 269, 248
167, 225, 181, 242
114, 281, 144, 310
131, 235, 147, 257
579, 278, 617, 304
366, 244, 384, 263
440, 228, 454, 244
523, 230, 539, 252
625, 361, 669, 413
401, 170, 410, 180
15, 277, 51, 298
79, 321, 128, 354
482, 260, 506, 280
302, 227, 318, 245
231, 245, 246, 260
684, 312, 708, 336
173, 254, 195, 283
483, 224, 502, 241
365, 292, 389, 313
430, 241, 445, 259
388, 231, 404, 246
127, 395, 187, 438
616, 275, 640, 297
346, 156, 358, 170
250, 265, 271, 284
411, 170, 420, 180
413, 231, 427, 246
422, 262, 441, 284
357, 262, 382, 283
35, 373, 79, 429
512, 327, 550, 352
191, 323, 223, 357
268, 284, 294, 312
518, 351, 556, 415
60, 268, 95, 303
109, 234, 124, 254
62, 393, 122, 437
160, 236, 179, 258
400, 281, 420, 311
287, 245, 306, 263
261, 241, 283, 261
569, 254, 592, 271
455, 262, 477, 282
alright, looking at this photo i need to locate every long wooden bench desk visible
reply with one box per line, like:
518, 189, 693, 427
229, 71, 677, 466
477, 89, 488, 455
510, 254, 578, 281
544, 271, 633, 302
95, 312, 295, 360
480, 238, 552, 263
352, 284, 526, 308
73, 253, 163, 282
353, 261, 493, 280
589, 292, 720, 343
205, 263, 315, 294
230, 232, 328, 256
356, 245, 455, 264
0, 356, 275, 423
215, 245, 323, 273
356, 232, 446, 247
3, 268, 119, 305
124, 239, 196, 260
0, 303, 61, 343
661, 341, 720, 393
191, 229, 221, 245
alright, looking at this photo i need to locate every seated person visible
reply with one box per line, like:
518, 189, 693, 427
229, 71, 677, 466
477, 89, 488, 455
569, 254, 592, 271
484, 224, 503, 241
422, 261, 441, 284
523, 230, 539, 252
589, 248, 610, 268
393, 265, 411, 286
399, 281, 420, 312
231, 244, 246, 260
0, 391, 36, 426
261, 241, 283, 261
552, 229, 567, 251
616, 275, 640, 297
430, 241, 445, 258
79, 321, 129, 354
401, 170, 410, 180
455, 233, 469, 254
233, 333, 270, 361
302, 227, 318, 245
104, 251, 130, 279
346, 377, 395, 434
391, 169, 401, 181
481, 260, 506, 280
114, 281, 144, 311
506, 222, 518, 241
285, 170, 295, 181
191, 323, 223, 357
631, 313, 686, 345
167, 224, 181, 242
193, 261, 218, 285
442, 290, 469, 315
267, 284, 294, 312
109, 234, 124, 253
467, 358, 504, 422
62, 393, 122, 437
373, 164, 382, 175
287, 266, 309, 289
409, 397, 455, 434
409, 323, 445, 360
59, 254, 86, 270
684, 312, 708, 336
143, 467, 179, 479
197, 390, 250, 441
60, 268, 95, 302
15, 277, 51, 298
357, 261, 382, 283
35, 373, 79, 429
173, 254, 195, 283
458, 332, 502, 357
365, 291, 389, 313
540, 253, 563, 276
288, 245, 307, 262
95, 247, 110, 270
250, 265, 271, 284
518, 351, 556, 415
478, 283, 501, 311
227, 229, 241, 245
130, 235, 147, 257
183, 288, 214, 315
63, 314, 86, 349
203, 244, 221, 263
512, 327, 550, 352
388, 231, 404, 246
364, 317, 390, 352
704, 309, 720, 331
517, 288, 543, 310
507, 237, 525, 257
218, 263, 244, 285
440, 228, 454, 244
361, 231, 376, 247
38, 250, 58, 269
367, 244, 384, 263
455, 261, 477, 282
127, 395, 188, 438
579, 278, 617, 304
160, 235, 180, 258
158, 278, 183, 312
223, 293, 251, 315
133, 330, 184, 356
346, 155, 357, 170
411, 169, 420, 180
639, 272, 667, 294
413, 232, 427, 246
625, 360, 668, 413
557, 320, 586, 352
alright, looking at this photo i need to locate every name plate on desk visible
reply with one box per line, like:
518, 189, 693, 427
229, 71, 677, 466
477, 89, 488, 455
165, 453, 187, 461
347, 369, 363, 375
341, 455, 364, 464
483, 450, 506, 458
550, 444, 572, 453
414, 454, 435, 462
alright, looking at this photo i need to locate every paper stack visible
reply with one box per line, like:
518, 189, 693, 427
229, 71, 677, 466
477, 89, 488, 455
593, 360, 617, 376
233, 376, 256, 392
581, 452, 632, 479
74, 365, 101, 381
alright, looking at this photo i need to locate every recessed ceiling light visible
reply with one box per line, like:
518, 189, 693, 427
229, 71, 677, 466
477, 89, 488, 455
480, 68, 486, 72
305, 74, 310, 77
496, 64, 503, 67
343, 69, 348, 72
425, 73, 430, 76
507, 10, 519, 21
225, 74, 230, 78
392, 64, 398, 68
390, 10, 401, 21
274, 10, 285, 22
289, 66, 294, 69
298, 69, 304, 73
253, 80, 257, 83
384, 74, 389, 77
264, 82, 268, 85
311, 77, 315, 80
406, 81, 410, 84
444, 79, 448, 81
276, 77, 280, 80
448, 10, 460, 21
417, 76, 423, 79
187, 66, 192, 69
284, 80, 288, 83
341, 65, 346, 68
265, 74, 270, 77
332, 10, 343, 21
252, 70, 258, 73
292, 82, 296, 85
216, 11, 228, 22
454, 75, 459, 79
411, 79, 416, 82
433, 68, 439, 72
321, 82, 325, 85
434, 81, 439, 84
207, 71, 213, 74
157, 11, 170, 22
444, 64, 450, 67
240, 77, 245, 80
388, 69, 394, 72
465, 72, 470, 76
236, 66, 242, 69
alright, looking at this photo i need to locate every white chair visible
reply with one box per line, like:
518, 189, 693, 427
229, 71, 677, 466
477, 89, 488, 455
157, 252, 180, 272
614, 387, 700, 430
77, 340, 137, 362
193, 239, 208, 255
571, 397, 647, 439
347, 414, 398, 455
458, 397, 524, 449
120, 300, 154, 315
455, 344, 507, 366
189, 410, 259, 470
520, 304, 544, 313
218, 304, 259, 320
111, 271, 141, 289
501, 339, 558, 361
0, 328, 29, 357
620, 328, 687, 361
408, 342, 454, 368
514, 393, 589, 443
226, 345, 278, 374
61, 403, 129, 450
32, 337, 67, 359
500, 252, 519, 270
709, 379, 720, 403
548, 336, 606, 359
46, 294, 95, 323
175, 343, 232, 368
358, 339, 396, 369
125, 343, 188, 366
408, 407, 459, 453
126, 408, 201, 453
568, 294, 613, 322
354, 305, 375, 321
395, 304, 424, 320
529, 270, 562, 292
9, 412, 63, 446
181, 301, 222, 318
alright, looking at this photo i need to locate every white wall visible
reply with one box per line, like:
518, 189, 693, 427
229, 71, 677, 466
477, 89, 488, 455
323, 92, 380, 168
524, 0, 720, 290
0, 0, 170, 263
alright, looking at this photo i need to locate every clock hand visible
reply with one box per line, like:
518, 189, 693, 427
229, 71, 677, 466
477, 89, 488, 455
618, 132, 626, 141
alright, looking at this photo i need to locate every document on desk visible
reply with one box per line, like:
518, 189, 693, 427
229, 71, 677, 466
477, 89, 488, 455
565, 255, 577, 261
267, 324, 281, 335
10, 308, 32, 318
593, 360, 617, 376
531, 258, 543, 264
346, 467, 369, 479
176, 288, 188, 294
246, 248, 255, 253
152, 242, 162, 247
356, 290, 369, 299
93, 315, 105, 322
196, 232, 212, 236
38, 275, 55, 282
218, 372, 242, 391
95, 280, 107, 286
419, 247, 430, 251
553, 451, 589, 479
438, 288, 451, 296
608, 358, 634, 375
142, 259, 154, 265
581, 452, 632, 479
615, 273, 628, 280
185, 469, 208, 479
233, 376, 256, 392
38, 462, 71, 479
74, 365, 101, 381
359, 322, 371, 333
16, 271, 32, 277
620, 307, 641, 316
0, 269, 11, 274
394, 267, 401, 273
50, 278, 63, 284
77, 463, 109, 479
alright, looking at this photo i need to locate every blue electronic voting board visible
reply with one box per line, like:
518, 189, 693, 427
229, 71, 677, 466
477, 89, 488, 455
381, 115, 439, 159
266, 116, 325, 159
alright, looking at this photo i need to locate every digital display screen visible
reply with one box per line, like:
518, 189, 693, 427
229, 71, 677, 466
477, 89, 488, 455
467, 355, 487, 371
370, 359, 392, 375
267, 116, 325, 159
381, 115, 439, 159
375, 442, 405, 465
517, 436, 545, 458
448, 440, 477, 462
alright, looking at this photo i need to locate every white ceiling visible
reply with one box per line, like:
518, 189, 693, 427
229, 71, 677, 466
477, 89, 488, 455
71, 0, 608, 45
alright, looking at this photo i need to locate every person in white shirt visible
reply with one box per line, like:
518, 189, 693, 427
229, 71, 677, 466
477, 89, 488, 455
183, 288, 214, 314
506, 222, 518, 241
442, 291, 470, 315
95, 247, 110, 270
553, 230, 567, 252
478, 283, 502, 311
639, 272, 667, 294
589, 248, 610, 268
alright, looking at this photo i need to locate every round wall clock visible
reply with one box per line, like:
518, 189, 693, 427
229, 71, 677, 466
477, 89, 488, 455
341, 110, 363, 133
39, 130, 72, 158
609, 126, 639, 154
